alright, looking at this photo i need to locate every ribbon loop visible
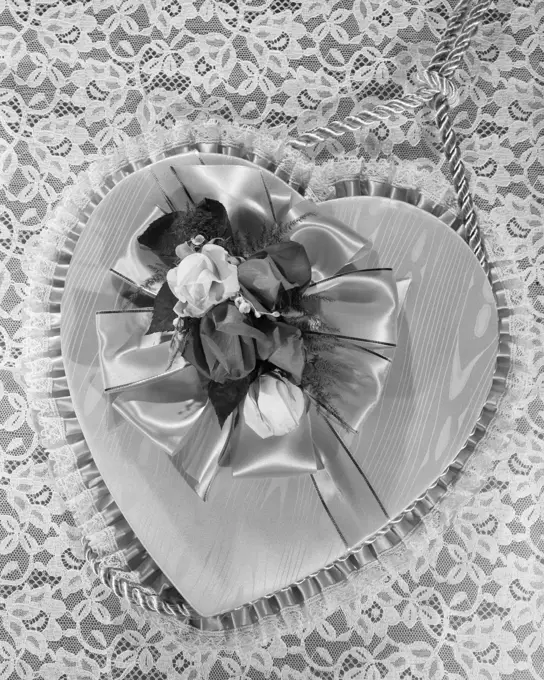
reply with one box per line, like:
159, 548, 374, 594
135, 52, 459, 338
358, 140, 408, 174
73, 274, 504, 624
308, 269, 399, 346
96, 309, 187, 393
230, 409, 321, 478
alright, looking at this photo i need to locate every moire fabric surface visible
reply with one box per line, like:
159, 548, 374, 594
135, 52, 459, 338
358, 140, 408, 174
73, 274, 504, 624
1, 0, 543, 678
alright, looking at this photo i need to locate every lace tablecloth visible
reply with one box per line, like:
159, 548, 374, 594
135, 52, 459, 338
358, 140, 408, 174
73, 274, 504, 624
1, 1, 543, 678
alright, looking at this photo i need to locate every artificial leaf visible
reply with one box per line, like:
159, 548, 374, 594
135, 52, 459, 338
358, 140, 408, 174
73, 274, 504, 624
200, 198, 232, 240
137, 197, 235, 261
195, 303, 260, 383
137, 211, 189, 261
180, 325, 210, 382
145, 282, 178, 335
254, 316, 305, 383
208, 370, 257, 428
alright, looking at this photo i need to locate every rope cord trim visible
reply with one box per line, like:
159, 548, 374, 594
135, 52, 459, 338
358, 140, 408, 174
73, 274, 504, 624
289, 0, 491, 149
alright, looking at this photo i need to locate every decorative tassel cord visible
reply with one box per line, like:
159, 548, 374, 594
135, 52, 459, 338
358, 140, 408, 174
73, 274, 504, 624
289, 0, 492, 275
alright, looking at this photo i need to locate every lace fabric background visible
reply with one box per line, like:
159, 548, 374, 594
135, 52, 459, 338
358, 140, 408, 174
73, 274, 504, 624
1, 0, 543, 678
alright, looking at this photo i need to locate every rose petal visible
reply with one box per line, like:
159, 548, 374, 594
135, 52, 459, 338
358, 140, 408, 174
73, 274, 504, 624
167, 244, 240, 319
175, 242, 193, 260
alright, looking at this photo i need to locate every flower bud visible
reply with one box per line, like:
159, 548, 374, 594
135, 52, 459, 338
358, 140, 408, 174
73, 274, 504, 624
243, 373, 305, 439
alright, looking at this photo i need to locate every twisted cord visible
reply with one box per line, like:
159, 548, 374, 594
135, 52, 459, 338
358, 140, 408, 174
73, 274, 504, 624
433, 95, 488, 273
288, 91, 445, 151
427, 0, 492, 275
84, 543, 195, 620
289, 0, 490, 151
414, 70, 460, 107
439, 0, 493, 78
428, 0, 472, 70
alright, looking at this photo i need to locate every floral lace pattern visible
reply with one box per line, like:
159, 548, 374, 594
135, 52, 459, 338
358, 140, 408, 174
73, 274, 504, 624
1, 0, 543, 678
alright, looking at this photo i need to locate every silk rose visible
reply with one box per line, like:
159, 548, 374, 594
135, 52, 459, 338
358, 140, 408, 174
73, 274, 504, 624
167, 243, 240, 318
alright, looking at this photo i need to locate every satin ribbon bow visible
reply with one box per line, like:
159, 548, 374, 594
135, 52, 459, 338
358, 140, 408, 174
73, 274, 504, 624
96, 164, 406, 546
